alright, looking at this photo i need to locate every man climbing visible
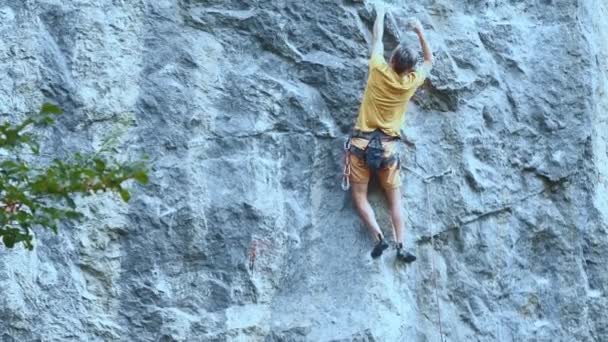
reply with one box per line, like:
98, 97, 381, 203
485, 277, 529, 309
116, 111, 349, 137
347, 3, 433, 262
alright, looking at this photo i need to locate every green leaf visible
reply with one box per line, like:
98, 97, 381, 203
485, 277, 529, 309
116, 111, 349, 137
133, 170, 149, 184
31, 179, 48, 193
2, 232, 16, 248
94, 159, 106, 172
42, 207, 59, 219
0, 160, 19, 170
47, 179, 60, 193
24, 237, 33, 250
40, 103, 63, 115
4, 130, 18, 145
37, 116, 55, 126
82, 168, 96, 178
64, 211, 83, 220
28, 140, 40, 154
118, 188, 131, 202
15, 211, 29, 224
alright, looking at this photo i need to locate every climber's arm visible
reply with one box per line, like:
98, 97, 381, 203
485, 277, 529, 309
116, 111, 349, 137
407, 19, 433, 87
412, 20, 433, 66
370, 4, 386, 57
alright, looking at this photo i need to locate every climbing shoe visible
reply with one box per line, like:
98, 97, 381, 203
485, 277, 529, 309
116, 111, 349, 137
396, 245, 417, 263
371, 236, 389, 259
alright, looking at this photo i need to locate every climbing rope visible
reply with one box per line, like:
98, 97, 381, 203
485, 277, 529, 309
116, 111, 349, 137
424, 178, 445, 342
391, 164, 451, 341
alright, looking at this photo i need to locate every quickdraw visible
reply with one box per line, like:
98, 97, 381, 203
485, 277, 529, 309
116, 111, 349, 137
341, 137, 352, 191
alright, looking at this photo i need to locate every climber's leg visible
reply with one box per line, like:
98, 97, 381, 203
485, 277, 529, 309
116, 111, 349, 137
352, 182, 383, 241
352, 182, 389, 258
349, 152, 383, 241
384, 186, 404, 244
378, 161, 403, 242
382, 170, 416, 263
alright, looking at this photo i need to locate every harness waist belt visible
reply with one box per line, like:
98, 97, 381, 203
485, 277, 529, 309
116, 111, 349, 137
352, 129, 400, 142
349, 145, 399, 170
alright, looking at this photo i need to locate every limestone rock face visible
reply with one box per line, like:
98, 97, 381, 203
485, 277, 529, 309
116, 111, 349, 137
0, 0, 607, 341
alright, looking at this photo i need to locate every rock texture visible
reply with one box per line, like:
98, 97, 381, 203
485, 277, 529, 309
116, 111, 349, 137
0, 0, 607, 341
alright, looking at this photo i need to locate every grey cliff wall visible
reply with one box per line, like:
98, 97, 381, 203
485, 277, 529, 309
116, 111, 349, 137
0, 0, 607, 341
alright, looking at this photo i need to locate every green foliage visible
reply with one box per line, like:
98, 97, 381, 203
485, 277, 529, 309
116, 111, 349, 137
0, 103, 149, 250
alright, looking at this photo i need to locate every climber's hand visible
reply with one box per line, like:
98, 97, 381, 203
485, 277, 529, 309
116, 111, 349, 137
407, 18, 423, 33
371, 2, 386, 56
375, 2, 386, 16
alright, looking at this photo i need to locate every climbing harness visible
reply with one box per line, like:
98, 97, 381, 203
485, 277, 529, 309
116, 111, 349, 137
341, 129, 401, 191
350, 130, 401, 169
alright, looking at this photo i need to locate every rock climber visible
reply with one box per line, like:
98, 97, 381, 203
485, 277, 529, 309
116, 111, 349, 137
346, 3, 433, 262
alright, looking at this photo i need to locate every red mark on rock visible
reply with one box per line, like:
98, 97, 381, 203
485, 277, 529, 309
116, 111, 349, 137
248, 238, 271, 272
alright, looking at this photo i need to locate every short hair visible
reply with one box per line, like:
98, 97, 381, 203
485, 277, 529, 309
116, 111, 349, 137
390, 44, 416, 75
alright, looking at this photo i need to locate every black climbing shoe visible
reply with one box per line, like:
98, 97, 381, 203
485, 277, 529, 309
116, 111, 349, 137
371, 238, 389, 259
396, 247, 417, 263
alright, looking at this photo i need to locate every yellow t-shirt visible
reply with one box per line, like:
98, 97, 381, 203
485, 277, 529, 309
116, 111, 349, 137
355, 53, 431, 137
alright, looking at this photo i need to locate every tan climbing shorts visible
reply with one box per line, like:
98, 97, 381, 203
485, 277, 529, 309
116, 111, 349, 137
348, 138, 401, 190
